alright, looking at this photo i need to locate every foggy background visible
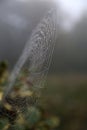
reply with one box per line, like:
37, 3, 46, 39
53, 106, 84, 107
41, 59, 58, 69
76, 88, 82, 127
0, 0, 87, 74
0, 1, 87, 130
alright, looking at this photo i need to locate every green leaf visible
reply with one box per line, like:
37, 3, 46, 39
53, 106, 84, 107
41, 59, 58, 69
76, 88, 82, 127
0, 118, 8, 129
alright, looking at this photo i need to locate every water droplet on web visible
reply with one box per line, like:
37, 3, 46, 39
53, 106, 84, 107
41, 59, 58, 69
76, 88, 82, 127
3, 8, 58, 118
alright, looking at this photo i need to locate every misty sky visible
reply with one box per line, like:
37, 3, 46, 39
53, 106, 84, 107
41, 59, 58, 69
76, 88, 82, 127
0, 0, 86, 67
58, 0, 86, 17
55, 0, 86, 30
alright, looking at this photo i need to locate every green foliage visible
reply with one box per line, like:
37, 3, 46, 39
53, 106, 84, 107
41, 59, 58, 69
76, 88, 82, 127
0, 118, 8, 129
24, 107, 41, 128
0, 61, 59, 130
8, 124, 25, 130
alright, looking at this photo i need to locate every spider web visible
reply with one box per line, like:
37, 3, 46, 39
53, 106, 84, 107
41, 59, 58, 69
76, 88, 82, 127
2, 8, 58, 127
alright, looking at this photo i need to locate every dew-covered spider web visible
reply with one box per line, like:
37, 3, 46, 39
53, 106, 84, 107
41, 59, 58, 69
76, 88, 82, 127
1, 8, 58, 128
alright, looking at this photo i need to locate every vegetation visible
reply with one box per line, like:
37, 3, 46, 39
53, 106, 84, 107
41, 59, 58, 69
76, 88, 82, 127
0, 61, 59, 130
